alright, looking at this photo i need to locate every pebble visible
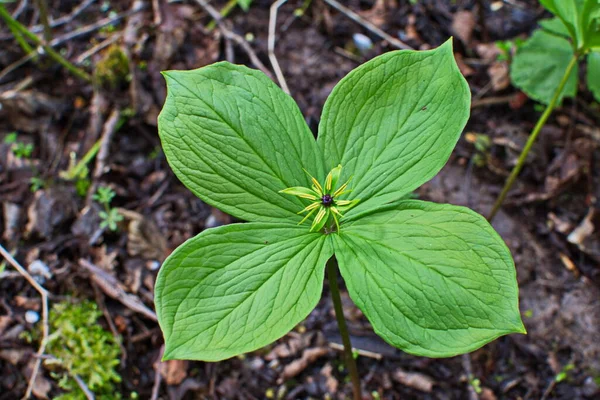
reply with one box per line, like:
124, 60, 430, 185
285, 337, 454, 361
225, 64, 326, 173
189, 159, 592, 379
25, 310, 40, 324
353, 33, 373, 54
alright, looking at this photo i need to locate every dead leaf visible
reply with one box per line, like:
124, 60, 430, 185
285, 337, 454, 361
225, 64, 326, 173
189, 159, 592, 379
488, 61, 510, 91
279, 347, 329, 382
480, 387, 498, 400
79, 259, 157, 321
392, 368, 434, 392
25, 188, 76, 239
320, 363, 338, 394
161, 359, 188, 385
476, 43, 501, 63
118, 209, 167, 261
455, 53, 475, 77
452, 11, 475, 44
568, 208, 600, 262
265, 332, 314, 360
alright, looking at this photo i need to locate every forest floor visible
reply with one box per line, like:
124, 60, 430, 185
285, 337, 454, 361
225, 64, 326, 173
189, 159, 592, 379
1, 0, 600, 399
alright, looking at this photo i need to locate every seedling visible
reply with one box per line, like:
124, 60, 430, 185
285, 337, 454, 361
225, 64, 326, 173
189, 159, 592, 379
490, 0, 600, 220
93, 186, 123, 231
4, 132, 34, 159
155, 40, 524, 398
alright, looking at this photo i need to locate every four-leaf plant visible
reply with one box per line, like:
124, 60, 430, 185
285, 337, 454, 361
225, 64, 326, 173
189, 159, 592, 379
511, 0, 600, 104
155, 39, 525, 362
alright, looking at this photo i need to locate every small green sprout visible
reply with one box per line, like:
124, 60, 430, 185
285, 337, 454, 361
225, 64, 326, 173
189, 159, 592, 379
93, 186, 123, 231
469, 377, 482, 394
555, 363, 575, 383
30, 177, 45, 192
5, 133, 33, 158
4, 132, 17, 143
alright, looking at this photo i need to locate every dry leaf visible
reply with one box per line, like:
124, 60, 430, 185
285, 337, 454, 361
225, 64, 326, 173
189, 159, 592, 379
452, 11, 475, 44
488, 62, 510, 91
279, 347, 329, 381
161, 359, 188, 385
392, 368, 434, 392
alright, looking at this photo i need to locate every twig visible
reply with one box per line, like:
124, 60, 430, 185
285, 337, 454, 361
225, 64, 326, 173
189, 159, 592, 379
322, 0, 412, 50
0, 5, 137, 83
194, 0, 274, 79
470, 94, 516, 109
23, 0, 97, 36
79, 259, 157, 321
206, 0, 237, 32
268, 0, 291, 95
150, 346, 164, 400
0, 5, 92, 82
0, 245, 49, 400
328, 342, 382, 360
462, 354, 479, 400
152, 0, 162, 25
12, 0, 28, 19
73, 374, 95, 400
0, 54, 32, 83
76, 33, 122, 64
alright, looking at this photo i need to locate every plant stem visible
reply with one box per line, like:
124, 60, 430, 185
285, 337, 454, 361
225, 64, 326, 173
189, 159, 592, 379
487, 54, 579, 222
326, 259, 361, 400
34, 0, 52, 42
206, 0, 237, 31
0, 5, 92, 82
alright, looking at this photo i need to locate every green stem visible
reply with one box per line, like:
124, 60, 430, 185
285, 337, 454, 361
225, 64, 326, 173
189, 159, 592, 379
327, 259, 361, 400
487, 54, 579, 222
206, 0, 238, 32
5, 17, 35, 54
0, 5, 91, 82
34, 0, 52, 42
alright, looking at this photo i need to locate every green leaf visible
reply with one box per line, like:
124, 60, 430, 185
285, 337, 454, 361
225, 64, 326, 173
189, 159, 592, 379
158, 62, 324, 223
510, 30, 578, 105
237, 0, 252, 11
539, 17, 571, 38
333, 200, 525, 357
588, 51, 600, 102
317, 39, 470, 217
540, 0, 600, 50
155, 223, 333, 361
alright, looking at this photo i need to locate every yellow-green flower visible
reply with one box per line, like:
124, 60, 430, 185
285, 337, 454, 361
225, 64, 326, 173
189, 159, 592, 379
279, 165, 359, 233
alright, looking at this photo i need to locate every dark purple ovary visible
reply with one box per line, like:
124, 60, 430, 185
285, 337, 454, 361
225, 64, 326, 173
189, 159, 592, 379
321, 194, 333, 207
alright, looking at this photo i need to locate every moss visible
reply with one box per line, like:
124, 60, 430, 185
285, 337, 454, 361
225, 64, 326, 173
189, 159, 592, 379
94, 45, 130, 89
45, 300, 122, 399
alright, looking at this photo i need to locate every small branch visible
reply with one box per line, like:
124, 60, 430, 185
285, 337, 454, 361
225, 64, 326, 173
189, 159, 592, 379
462, 354, 479, 400
322, 0, 412, 50
206, 0, 237, 32
268, 0, 290, 95
0, 5, 91, 82
194, 0, 273, 79
0, 245, 49, 400
73, 374, 95, 400
152, 0, 162, 25
327, 259, 361, 400
487, 54, 580, 221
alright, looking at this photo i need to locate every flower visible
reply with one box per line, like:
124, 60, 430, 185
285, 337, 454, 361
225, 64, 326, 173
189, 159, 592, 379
279, 165, 359, 233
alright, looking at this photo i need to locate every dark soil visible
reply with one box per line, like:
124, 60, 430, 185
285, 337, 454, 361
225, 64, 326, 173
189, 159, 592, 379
1, 0, 599, 399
